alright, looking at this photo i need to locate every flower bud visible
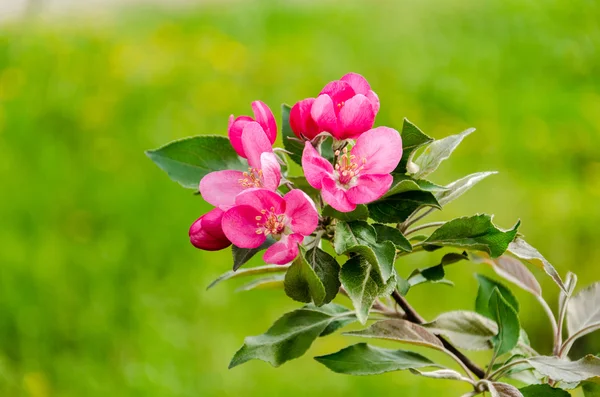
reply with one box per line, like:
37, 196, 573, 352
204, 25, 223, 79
189, 208, 231, 251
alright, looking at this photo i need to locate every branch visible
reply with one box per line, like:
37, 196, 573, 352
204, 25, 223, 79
391, 290, 486, 379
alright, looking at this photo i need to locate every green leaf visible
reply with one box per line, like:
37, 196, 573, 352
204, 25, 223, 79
229, 304, 355, 368
385, 174, 446, 197
333, 221, 395, 283
566, 282, 600, 349
284, 255, 326, 306
339, 255, 396, 324
368, 190, 441, 224
314, 343, 436, 375
207, 263, 289, 290
372, 224, 412, 252
423, 214, 520, 258
412, 128, 475, 179
423, 311, 497, 351
395, 118, 434, 174
489, 288, 520, 357
281, 104, 304, 165
436, 171, 497, 206
526, 355, 600, 383
285, 176, 320, 199
236, 274, 285, 292
475, 274, 520, 318
322, 205, 369, 222
520, 384, 570, 397
345, 320, 444, 351
408, 252, 468, 288
232, 239, 275, 271
508, 237, 566, 292
146, 135, 246, 189
583, 382, 600, 397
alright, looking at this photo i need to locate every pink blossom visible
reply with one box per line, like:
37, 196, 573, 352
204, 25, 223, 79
200, 122, 281, 210
221, 189, 319, 265
302, 127, 402, 212
189, 207, 231, 251
228, 100, 277, 158
289, 73, 380, 141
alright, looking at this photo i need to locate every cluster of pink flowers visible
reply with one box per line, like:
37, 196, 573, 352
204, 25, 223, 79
190, 73, 403, 265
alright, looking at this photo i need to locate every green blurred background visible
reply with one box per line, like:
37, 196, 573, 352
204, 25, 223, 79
1, 0, 600, 395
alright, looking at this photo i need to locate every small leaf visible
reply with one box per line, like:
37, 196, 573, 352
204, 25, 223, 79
526, 355, 600, 383
372, 223, 412, 252
236, 274, 285, 292
475, 274, 520, 318
395, 118, 434, 174
567, 282, 600, 342
306, 247, 341, 305
281, 104, 304, 165
423, 214, 520, 258
423, 311, 497, 350
285, 176, 320, 199
232, 239, 275, 271
436, 171, 498, 206
146, 135, 246, 189
477, 254, 542, 297
284, 256, 327, 306
583, 382, 600, 397
520, 384, 571, 397
339, 256, 396, 324
487, 382, 524, 397
207, 263, 289, 290
314, 343, 436, 375
334, 221, 395, 283
559, 272, 578, 320
508, 238, 566, 292
345, 319, 444, 351
322, 205, 369, 222
385, 174, 446, 197
368, 190, 441, 224
409, 368, 469, 382
229, 304, 355, 368
412, 128, 475, 179
489, 288, 520, 357
408, 252, 468, 287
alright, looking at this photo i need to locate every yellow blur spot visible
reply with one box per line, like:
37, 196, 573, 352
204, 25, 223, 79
0, 67, 26, 101
23, 372, 49, 397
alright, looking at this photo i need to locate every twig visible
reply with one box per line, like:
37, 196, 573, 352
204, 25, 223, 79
391, 290, 486, 379
400, 207, 436, 232
404, 221, 446, 236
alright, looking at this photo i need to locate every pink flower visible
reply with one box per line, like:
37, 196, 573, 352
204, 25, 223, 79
302, 127, 402, 212
189, 207, 231, 251
290, 73, 380, 141
228, 100, 277, 158
221, 189, 319, 265
200, 122, 281, 210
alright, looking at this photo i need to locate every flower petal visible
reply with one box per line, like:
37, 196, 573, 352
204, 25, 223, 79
189, 208, 231, 251
319, 79, 355, 105
301, 141, 334, 189
340, 72, 371, 96
228, 115, 253, 158
351, 126, 403, 175
346, 174, 393, 205
290, 98, 320, 140
321, 175, 356, 212
199, 170, 247, 209
235, 188, 286, 214
262, 233, 303, 265
311, 94, 339, 137
222, 205, 266, 248
366, 90, 380, 114
252, 100, 277, 145
338, 94, 376, 139
241, 121, 273, 169
260, 152, 281, 191
283, 189, 318, 236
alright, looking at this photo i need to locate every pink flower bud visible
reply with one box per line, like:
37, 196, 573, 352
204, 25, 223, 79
228, 101, 277, 158
290, 98, 320, 140
189, 208, 231, 251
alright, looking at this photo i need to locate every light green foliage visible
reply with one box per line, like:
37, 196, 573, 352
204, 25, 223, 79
475, 274, 520, 318
520, 384, 571, 397
489, 288, 521, 357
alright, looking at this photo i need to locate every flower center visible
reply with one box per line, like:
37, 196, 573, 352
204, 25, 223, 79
238, 167, 263, 188
255, 207, 287, 236
334, 147, 366, 187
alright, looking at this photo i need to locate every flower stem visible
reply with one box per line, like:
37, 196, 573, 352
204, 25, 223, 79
404, 221, 446, 236
391, 290, 486, 379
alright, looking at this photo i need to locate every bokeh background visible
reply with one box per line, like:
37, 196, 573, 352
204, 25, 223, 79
1, 0, 600, 395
